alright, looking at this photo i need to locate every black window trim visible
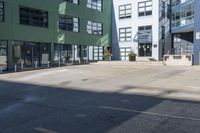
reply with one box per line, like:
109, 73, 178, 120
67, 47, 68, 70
59, 14, 80, 33
19, 6, 49, 28
87, 20, 103, 36
119, 27, 132, 42
119, 4, 132, 19
0, 1, 4, 22
138, 0, 153, 17
65, 0, 80, 5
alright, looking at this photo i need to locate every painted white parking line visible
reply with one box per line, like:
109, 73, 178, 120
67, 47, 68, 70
34, 127, 59, 133
99, 106, 200, 121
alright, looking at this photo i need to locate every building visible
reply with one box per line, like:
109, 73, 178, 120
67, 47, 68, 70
112, 0, 161, 61
161, 0, 200, 65
0, 0, 112, 71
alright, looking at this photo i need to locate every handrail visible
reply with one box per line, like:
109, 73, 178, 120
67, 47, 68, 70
166, 45, 194, 55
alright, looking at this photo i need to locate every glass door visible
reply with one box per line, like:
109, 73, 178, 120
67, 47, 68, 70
0, 41, 7, 70
25, 42, 40, 67
138, 43, 152, 57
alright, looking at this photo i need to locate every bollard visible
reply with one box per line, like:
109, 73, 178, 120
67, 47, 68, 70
59, 60, 61, 67
79, 59, 81, 64
47, 61, 50, 68
0, 66, 2, 73
35, 61, 38, 68
21, 61, 24, 70
14, 65, 17, 72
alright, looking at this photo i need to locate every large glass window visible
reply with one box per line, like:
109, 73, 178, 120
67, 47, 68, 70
93, 46, 103, 60
119, 27, 132, 42
66, 0, 79, 4
171, 1, 194, 28
120, 47, 131, 61
54, 44, 73, 63
59, 15, 79, 32
138, 25, 152, 43
19, 6, 48, 28
87, 0, 102, 11
87, 21, 103, 35
13, 41, 50, 67
0, 41, 7, 70
13, 41, 25, 65
119, 4, 131, 19
138, 25, 152, 57
138, 1, 152, 17
0, 1, 4, 22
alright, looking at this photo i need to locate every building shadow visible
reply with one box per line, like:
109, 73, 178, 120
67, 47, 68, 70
0, 80, 200, 133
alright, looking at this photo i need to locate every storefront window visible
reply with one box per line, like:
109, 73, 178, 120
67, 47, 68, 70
40, 43, 50, 65
54, 44, 73, 63
13, 41, 25, 65
13, 41, 50, 67
0, 41, 7, 70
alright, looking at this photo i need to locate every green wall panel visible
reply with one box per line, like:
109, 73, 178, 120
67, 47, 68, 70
0, 0, 112, 46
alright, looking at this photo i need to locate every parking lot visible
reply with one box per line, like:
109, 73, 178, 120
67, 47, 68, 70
1, 61, 200, 133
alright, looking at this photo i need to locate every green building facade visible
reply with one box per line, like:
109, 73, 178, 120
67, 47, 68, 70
0, 0, 112, 71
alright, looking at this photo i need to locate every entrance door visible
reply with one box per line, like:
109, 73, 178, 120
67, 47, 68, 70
138, 43, 152, 57
25, 43, 40, 67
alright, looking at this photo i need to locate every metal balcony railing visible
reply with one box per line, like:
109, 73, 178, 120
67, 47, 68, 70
167, 45, 194, 55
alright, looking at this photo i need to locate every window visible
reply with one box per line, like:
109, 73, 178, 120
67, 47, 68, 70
0, 41, 7, 70
93, 46, 103, 60
119, 27, 132, 42
161, 26, 165, 39
66, 0, 79, 4
87, 21, 102, 35
120, 47, 131, 60
119, 4, 131, 19
59, 15, 79, 32
87, 0, 102, 11
19, 6, 48, 28
161, 1, 165, 18
13, 41, 50, 67
138, 1, 152, 16
138, 25, 152, 43
0, 1, 4, 22
54, 44, 73, 63
171, 2, 194, 28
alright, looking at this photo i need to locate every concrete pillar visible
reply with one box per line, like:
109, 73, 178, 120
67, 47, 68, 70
50, 43, 54, 66
194, 0, 200, 65
7, 40, 13, 71
80, 45, 84, 63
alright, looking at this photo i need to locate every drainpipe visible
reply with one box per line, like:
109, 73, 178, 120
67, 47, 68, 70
194, 0, 200, 65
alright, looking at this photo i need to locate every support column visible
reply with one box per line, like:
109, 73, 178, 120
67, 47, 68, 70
194, 0, 200, 65
50, 43, 54, 66
7, 40, 13, 71
80, 45, 84, 63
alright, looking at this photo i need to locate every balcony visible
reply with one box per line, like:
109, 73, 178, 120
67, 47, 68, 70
171, 0, 193, 9
171, 0, 194, 33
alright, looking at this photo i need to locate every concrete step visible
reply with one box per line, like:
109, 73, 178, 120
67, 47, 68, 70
163, 55, 193, 66
94, 61, 164, 66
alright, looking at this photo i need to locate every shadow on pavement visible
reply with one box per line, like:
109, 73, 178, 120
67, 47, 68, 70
0, 80, 200, 133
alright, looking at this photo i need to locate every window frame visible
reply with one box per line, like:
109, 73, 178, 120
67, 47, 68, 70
19, 6, 49, 28
59, 14, 80, 32
138, 0, 152, 17
65, 0, 79, 5
0, 1, 4, 22
119, 4, 132, 19
119, 27, 132, 42
87, 20, 103, 35
87, 0, 103, 12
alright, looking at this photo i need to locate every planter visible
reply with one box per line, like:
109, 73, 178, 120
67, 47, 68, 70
129, 56, 136, 61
